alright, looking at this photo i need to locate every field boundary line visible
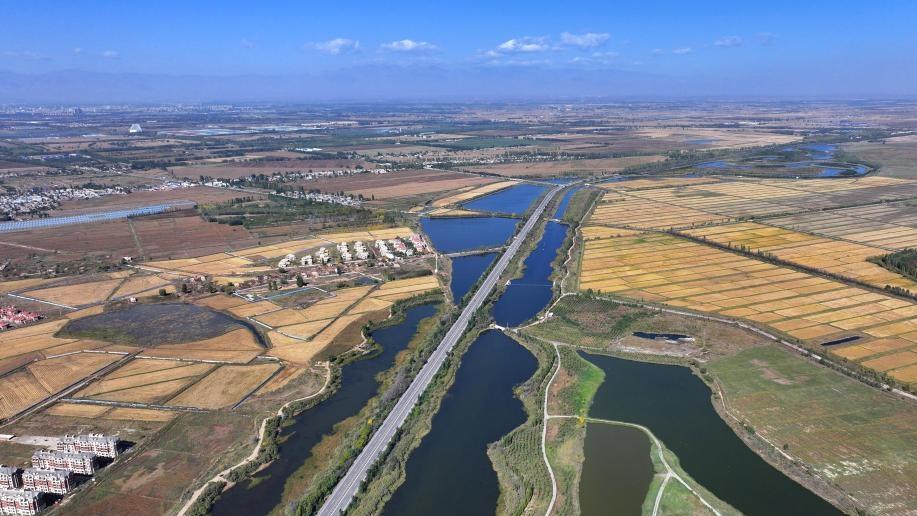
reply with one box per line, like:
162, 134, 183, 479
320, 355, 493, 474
6, 293, 76, 310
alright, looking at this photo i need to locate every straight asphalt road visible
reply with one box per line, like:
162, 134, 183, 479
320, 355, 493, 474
317, 183, 563, 515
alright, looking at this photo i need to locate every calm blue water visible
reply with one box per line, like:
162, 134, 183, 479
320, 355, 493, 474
463, 183, 547, 215
553, 186, 582, 218
381, 330, 538, 516
420, 217, 518, 253
211, 303, 439, 516
696, 160, 731, 168
817, 164, 869, 177
492, 221, 568, 327
449, 253, 497, 303
583, 353, 839, 516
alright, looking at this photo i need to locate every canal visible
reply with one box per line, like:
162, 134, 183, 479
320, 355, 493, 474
210, 303, 439, 516
384, 186, 565, 514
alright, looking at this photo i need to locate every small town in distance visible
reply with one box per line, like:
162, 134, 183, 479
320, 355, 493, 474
0, 2, 915, 516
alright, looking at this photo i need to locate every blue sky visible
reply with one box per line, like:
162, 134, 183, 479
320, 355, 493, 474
1, 1, 916, 99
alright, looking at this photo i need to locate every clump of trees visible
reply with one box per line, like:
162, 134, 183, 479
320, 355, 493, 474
872, 248, 917, 282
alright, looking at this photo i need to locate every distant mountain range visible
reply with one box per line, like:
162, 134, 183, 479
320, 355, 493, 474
0, 66, 911, 104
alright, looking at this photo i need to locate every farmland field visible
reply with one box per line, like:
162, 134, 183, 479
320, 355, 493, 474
165, 363, 280, 409
843, 134, 917, 178
682, 222, 917, 290
76, 359, 214, 404
710, 346, 917, 514
577, 231, 917, 384
766, 201, 917, 250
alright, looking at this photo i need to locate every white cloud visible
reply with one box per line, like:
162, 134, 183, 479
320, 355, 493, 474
307, 38, 360, 55
101, 50, 119, 59
494, 37, 550, 53
381, 39, 437, 52
672, 47, 693, 55
651, 48, 665, 55
591, 51, 619, 58
560, 32, 610, 48
714, 36, 743, 47
72, 47, 83, 55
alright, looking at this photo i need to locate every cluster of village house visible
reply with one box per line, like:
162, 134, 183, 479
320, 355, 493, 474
277, 234, 429, 271
0, 434, 120, 515
0, 180, 196, 219
0, 307, 40, 332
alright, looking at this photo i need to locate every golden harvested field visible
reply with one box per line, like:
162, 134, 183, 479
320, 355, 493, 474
139, 328, 263, 363
888, 364, 917, 383
577, 231, 917, 383
430, 181, 518, 207
0, 320, 108, 361
426, 208, 483, 218
254, 308, 311, 327
683, 222, 917, 290
166, 363, 280, 409
598, 177, 721, 191
256, 365, 307, 394
272, 320, 330, 340
77, 361, 214, 403
46, 403, 110, 418
27, 353, 120, 393
196, 294, 247, 311
227, 300, 280, 318
348, 297, 394, 314
103, 358, 189, 379
110, 275, 172, 299
767, 201, 917, 250
0, 371, 50, 419
22, 278, 124, 307
103, 407, 177, 422
0, 277, 56, 293
84, 377, 199, 404
590, 193, 731, 229
598, 176, 917, 220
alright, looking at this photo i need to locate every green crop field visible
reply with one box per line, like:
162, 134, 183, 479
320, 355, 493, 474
709, 346, 917, 514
